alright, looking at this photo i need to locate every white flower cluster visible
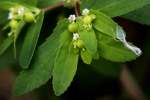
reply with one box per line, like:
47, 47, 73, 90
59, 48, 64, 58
68, 14, 76, 23
68, 15, 80, 48
8, 7, 25, 20
73, 33, 80, 41
82, 8, 90, 16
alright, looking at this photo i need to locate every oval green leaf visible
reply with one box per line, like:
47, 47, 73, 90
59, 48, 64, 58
80, 49, 92, 64
91, 10, 117, 38
79, 28, 98, 58
19, 11, 44, 68
53, 31, 79, 96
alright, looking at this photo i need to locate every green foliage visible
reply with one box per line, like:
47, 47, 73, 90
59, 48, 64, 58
14, 19, 69, 96
53, 31, 79, 96
80, 49, 92, 64
81, 0, 150, 17
0, 0, 37, 7
37, 0, 63, 8
0, 0, 147, 97
95, 31, 138, 62
19, 11, 44, 68
0, 21, 25, 56
123, 5, 150, 25
91, 10, 117, 38
79, 29, 97, 57
91, 58, 122, 77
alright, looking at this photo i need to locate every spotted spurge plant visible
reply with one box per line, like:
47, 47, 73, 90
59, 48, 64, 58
0, 0, 149, 96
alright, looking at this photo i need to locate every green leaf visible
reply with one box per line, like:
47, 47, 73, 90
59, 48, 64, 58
80, 49, 92, 64
91, 58, 122, 77
79, 28, 97, 57
53, 32, 79, 96
14, 19, 69, 96
81, 0, 150, 17
12, 0, 37, 6
123, 5, 150, 25
37, 0, 63, 8
96, 30, 138, 62
0, 10, 8, 24
91, 10, 117, 38
0, 1, 19, 10
19, 11, 44, 68
0, 0, 37, 8
0, 21, 25, 56
0, 1, 37, 10
0, 47, 15, 69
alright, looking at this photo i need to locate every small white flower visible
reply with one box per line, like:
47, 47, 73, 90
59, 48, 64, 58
68, 14, 76, 23
18, 7, 25, 16
82, 8, 90, 16
8, 8, 15, 19
8, 12, 14, 19
73, 33, 80, 41
8, 32, 13, 36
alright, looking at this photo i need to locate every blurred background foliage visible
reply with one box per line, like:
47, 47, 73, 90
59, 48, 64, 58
0, 0, 150, 100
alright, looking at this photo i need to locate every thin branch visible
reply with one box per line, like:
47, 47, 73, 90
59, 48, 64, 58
120, 65, 145, 100
43, 2, 64, 12
74, 2, 81, 16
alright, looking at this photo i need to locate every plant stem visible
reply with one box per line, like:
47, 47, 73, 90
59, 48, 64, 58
74, 2, 81, 16
120, 65, 145, 100
43, 2, 64, 12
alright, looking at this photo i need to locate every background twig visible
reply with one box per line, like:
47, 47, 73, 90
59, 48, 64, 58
120, 65, 145, 100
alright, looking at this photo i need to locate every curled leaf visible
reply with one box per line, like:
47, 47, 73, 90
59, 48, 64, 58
116, 26, 142, 56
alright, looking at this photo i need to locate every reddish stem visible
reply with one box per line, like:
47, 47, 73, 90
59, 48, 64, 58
43, 2, 64, 12
74, 2, 81, 16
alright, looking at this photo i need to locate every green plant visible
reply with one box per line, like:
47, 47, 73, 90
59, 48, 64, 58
0, 0, 150, 97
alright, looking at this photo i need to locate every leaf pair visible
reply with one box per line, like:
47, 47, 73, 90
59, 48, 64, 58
14, 19, 70, 95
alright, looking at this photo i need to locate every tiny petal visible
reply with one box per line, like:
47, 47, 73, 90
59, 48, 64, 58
8, 12, 13, 19
82, 8, 90, 16
8, 32, 13, 36
8, 8, 15, 20
18, 7, 25, 16
73, 33, 80, 41
68, 14, 76, 23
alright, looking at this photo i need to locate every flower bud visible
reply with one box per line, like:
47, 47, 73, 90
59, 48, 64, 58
68, 23, 78, 33
9, 20, 18, 29
83, 15, 92, 24
76, 40, 84, 48
24, 12, 35, 22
